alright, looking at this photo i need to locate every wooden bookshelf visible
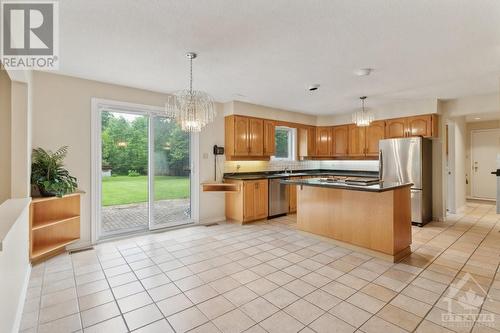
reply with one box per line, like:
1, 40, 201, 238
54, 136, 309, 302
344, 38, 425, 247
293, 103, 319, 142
29, 192, 82, 263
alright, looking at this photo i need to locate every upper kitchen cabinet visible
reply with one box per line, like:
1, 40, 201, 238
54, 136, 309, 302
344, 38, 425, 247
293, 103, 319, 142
365, 121, 385, 156
332, 125, 349, 157
298, 126, 316, 159
225, 115, 267, 160
347, 125, 366, 157
385, 118, 407, 138
386, 114, 438, 138
263, 120, 275, 156
315, 127, 332, 156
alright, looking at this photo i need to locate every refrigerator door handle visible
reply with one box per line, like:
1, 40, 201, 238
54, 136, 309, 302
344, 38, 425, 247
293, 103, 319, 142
379, 150, 383, 180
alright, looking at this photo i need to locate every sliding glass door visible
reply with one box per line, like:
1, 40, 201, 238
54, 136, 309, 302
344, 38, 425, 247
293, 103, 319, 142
151, 116, 191, 230
99, 109, 192, 238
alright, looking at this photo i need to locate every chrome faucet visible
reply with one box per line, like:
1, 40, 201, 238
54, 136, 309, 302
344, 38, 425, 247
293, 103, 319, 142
283, 166, 291, 174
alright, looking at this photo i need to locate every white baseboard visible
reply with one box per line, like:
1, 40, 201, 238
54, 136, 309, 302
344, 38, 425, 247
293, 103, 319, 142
12, 263, 31, 333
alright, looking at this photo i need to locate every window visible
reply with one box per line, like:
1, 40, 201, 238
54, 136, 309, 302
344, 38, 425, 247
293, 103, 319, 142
273, 126, 296, 160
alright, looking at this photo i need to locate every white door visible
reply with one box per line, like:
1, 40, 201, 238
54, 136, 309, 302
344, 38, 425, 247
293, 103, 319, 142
471, 129, 500, 199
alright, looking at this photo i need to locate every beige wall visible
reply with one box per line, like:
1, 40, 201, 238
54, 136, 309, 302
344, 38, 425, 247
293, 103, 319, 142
465, 120, 500, 197
11, 81, 30, 198
224, 100, 317, 125
31, 71, 225, 247
316, 98, 439, 126
454, 117, 467, 210
0, 70, 11, 204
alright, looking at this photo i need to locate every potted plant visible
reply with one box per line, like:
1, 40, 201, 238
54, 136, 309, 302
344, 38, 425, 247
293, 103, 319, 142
31, 146, 78, 197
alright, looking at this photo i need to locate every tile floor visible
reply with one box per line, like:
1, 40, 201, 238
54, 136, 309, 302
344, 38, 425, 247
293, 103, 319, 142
19, 202, 500, 333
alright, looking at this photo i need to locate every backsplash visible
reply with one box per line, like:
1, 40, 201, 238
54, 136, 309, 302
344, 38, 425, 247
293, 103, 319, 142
224, 159, 379, 173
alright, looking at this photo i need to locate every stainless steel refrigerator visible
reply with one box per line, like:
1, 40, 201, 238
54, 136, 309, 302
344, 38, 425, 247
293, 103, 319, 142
379, 137, 433, 226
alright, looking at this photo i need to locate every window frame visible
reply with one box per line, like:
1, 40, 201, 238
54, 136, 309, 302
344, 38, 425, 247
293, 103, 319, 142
272, 126, 297, 161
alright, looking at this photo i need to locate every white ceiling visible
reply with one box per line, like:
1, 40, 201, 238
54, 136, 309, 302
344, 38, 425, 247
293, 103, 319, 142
57, 0, 500, 115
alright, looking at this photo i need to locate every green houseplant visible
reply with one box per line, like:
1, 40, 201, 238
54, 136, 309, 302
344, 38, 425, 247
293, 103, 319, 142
31, 146, 78, 197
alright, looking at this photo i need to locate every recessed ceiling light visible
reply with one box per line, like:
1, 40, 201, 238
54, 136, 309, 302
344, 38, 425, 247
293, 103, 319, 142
474, 117, 481, 120
354, 68, 373, 76
308, 84, 320, 91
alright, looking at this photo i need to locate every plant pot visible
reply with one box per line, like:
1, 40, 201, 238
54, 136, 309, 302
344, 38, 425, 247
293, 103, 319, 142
38, 186, 57, 197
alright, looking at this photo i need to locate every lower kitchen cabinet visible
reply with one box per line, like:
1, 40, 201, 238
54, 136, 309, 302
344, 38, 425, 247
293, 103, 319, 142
289, 182, 297, 213
225, 179, 268, 222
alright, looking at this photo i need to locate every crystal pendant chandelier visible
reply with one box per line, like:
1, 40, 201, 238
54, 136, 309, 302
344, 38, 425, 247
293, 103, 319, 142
352, 96, 374, 127
166, 52, 216, 132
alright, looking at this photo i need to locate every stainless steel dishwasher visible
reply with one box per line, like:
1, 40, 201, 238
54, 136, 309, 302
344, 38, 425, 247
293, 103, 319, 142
268, 178, 289, 218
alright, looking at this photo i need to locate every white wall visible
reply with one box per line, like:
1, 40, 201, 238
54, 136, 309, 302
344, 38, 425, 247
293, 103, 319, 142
0, 70, 11, 204
454, 117, 467, 210
0, 199, 31, 333
31, 71, 225, 247
441, 93, 499, 117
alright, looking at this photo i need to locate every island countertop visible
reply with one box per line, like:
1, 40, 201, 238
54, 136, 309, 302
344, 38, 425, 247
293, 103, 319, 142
281, 177, 413, 193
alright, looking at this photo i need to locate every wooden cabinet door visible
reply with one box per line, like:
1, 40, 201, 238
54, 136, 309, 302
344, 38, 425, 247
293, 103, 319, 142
289, 183, 297, 213
365, 121, 385, 157
316, 127, 332, 156
348, 125, 366, 157
407, 115, 432, 137
248, 118, 264, 155
263, 120, 275, 156
307, 127, 316, 156
243, 181, 255, 221
234, 116, 249, 155
332, 125, 349, 156
254, 180, 268, 219
385, 118, 407, 138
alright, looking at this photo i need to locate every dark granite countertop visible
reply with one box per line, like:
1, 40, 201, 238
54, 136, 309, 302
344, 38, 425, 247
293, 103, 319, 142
223, 169, 379, 180
280, 178, 412, 193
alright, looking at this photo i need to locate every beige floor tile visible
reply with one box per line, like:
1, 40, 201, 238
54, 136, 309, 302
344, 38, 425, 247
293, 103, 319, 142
283, 279, 316, 297
83, 316, 128, 333
112, 280, 145, 299
38, 313, 82, 333
304, 289, 342, 311
329, 301, 371, 328
284, 299, 324, 325
260, 311, 304, 333
266, 270, 295, 285
282, 264, 310, 278
185, 284, 219, 304
360, 316, 408, 333
401, 284, 441, 305
309, 312, 355, 333
231, 269, 261, 284
197, 295, 235, 319
390, 294, 432, 318
337, 274, 369, 290
263, 287, 299, 309
167, 306, 209, 333
378, 304, 422, 331
224, 286, 258, 306
148, 282, 181, 302
78, 289, 114, 311
141, 273, 170, 290
107, 272, 137, 288
300, 272, 331, 288
361, 283, 398, 302
240, 297, 279, 322
39, 298, 79, 324
117, 291, 153, 313
131, 319, 174, 333
415, 319, 455, 333
209, 276, 242, 294
246, 278, 279, 296
41, 287, 77, 308
321, 281, 356, 300
347, 291, 386, 314
81, 301, 120, 328
212, 309, 256, 333
250, 263, 279, 276
123, 303, 163, 331
156, 293, 193, 317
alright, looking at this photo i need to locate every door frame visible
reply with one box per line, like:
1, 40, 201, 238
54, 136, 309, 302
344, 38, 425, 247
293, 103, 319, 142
91, 98, 199, 243
470, 128, 500, 200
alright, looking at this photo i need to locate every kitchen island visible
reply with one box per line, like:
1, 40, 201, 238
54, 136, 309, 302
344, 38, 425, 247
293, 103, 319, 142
282, 178, 413, 262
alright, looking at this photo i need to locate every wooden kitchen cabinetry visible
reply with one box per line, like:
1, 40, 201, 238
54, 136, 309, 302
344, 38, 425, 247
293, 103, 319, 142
385, 114, 437, 138
225, 179, 268, 222
315, 127, 332, 156
347, 121, 385, 158
348, 125, 366, 157
331, 125, 349, 157
225, 115, 271, 160
263, 120, 275, 156
298, 126, 316, 159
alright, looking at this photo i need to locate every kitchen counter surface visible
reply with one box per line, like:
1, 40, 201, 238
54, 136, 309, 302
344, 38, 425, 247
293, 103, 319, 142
281, 177, 412, 193
223, 169, 378, 180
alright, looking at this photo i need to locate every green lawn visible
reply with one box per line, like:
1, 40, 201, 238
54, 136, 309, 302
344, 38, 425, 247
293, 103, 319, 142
102, 176, 189, 206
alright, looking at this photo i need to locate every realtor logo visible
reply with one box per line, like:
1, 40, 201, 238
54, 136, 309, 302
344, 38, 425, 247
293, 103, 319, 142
1, 0, 59, 70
